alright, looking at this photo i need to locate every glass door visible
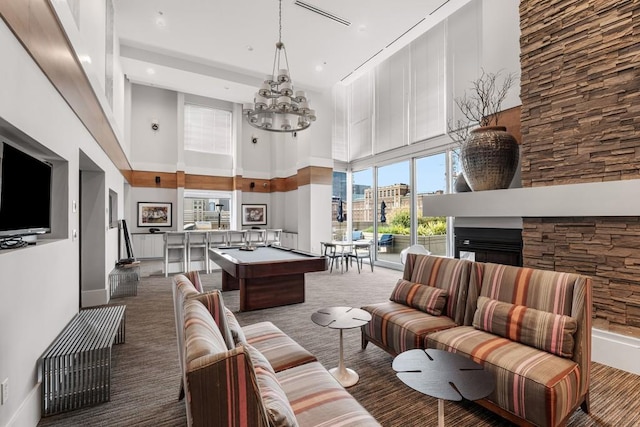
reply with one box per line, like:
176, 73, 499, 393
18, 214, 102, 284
415, 153, 448, 256
351, 168, 373, 242
376, 160, 410, 265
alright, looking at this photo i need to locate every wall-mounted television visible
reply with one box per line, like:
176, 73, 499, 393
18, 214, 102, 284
0, 142, 52, 238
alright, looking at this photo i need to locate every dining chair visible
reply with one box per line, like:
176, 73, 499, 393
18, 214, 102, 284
400, 244, 431, 264
322, 242, 343, 273
348, 240, 374, 273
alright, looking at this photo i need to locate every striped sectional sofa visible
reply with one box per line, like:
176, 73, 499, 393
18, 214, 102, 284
172, 273, 380, 427
361, 254, 592, 427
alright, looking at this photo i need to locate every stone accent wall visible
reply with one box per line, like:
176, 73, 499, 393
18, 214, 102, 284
523, 217, 640, 329
520, 1, 640, 187
520, 2, 640, 330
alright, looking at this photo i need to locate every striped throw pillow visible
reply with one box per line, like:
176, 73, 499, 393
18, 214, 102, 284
473, 296, 578, 358
245, 344, 299, 427
390, 279, 448, 316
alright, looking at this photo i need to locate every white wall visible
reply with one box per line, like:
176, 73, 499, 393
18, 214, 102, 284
130, 85, 180, 172
0, 16, 126, 427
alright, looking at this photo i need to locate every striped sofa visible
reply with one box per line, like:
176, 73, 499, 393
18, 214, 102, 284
361, 254, 473, 355
361, 255, 593, 427
172, 274, 380, 427
427, 262, 592, 427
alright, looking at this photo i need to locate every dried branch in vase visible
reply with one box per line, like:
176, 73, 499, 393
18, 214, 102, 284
446, 69, 517, 148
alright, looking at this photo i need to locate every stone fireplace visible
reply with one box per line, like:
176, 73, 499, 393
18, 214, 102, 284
519, 1, 640, 332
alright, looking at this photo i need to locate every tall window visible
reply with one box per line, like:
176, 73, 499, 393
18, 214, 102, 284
415, 153, 448, 256
332, 171, 347, 240
184, 104, 232, 155
376, 161, 410, 264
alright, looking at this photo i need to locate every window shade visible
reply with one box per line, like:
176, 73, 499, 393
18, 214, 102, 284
184, 104, 232, 155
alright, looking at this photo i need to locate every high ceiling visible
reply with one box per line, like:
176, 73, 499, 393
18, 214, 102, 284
114, 0, 471, 104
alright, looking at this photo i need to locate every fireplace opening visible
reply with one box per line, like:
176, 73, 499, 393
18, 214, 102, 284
454, 227, 522, 266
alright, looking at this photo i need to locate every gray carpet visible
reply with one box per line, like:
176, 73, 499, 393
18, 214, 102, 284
38, 264, 640, 426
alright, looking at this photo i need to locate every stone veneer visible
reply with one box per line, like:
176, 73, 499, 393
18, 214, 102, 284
520, 2, 640, 329
523, 217, 640, 329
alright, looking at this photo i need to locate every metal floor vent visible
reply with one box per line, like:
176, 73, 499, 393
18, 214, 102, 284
294, 1, 351, 26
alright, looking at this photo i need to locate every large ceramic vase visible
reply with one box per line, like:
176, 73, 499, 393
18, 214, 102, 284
460, 126, 519, 191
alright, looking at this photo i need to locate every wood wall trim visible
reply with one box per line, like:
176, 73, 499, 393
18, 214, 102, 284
0, 0, 132, 174
129, 168, 333, 192
185, 174, 234, 191
297, 166, 333, 187
130, 171, 177, 189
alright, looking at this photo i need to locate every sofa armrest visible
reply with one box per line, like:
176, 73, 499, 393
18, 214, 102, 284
186, 349, 269, 427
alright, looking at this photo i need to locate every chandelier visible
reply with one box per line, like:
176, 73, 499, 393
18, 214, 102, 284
243, 0, 316, 133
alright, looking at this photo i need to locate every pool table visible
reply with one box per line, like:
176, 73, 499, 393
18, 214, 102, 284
208, 245, 327, 311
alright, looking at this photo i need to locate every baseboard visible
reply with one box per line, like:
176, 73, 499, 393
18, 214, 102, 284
81, 288, 109, 307
5, 382, 41, 427
592, 328, 640, 375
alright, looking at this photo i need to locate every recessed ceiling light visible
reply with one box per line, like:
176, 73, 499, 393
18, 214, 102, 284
146, 68, 156, 75
315, 64, 323, 72
246, 45, 254, 52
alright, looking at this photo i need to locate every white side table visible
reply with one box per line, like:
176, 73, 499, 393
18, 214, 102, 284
311, 306, 372, 387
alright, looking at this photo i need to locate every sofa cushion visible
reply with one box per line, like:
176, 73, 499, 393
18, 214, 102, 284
192, 290, 235, 350
427, 326, 581, 427
403, 254, 471, 324
277, 361, 381, 426
183, 299, 230, 364
245, 343, 299, 427
473, 296, 578, 358
224, 306, 247, 345
243, 321, 317, 372
361, 301, 457, 355
184, 270, 203, 292
477, 263, 577, 315
390, 279, 448, 316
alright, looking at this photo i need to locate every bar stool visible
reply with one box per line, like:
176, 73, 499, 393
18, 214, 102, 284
227, 230, 246, 246
246, 229, 266, 246
187, 231, 208, 273
265, 229, 282, 246
206, 230, 228, 273
164, 231, 187, 277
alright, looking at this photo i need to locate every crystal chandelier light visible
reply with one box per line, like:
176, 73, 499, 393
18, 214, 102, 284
243, 0, 316, 133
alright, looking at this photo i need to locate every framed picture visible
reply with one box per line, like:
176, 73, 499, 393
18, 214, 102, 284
241, 204, 267, 226
137, 202, 172, 227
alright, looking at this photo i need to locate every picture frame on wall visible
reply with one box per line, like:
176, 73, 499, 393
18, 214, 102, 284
137, 202, 172, 227
241, 204, 267, 226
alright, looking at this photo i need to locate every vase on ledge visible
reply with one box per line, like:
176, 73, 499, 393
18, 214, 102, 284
460, 126, 519, 191
454, 173, 472, 193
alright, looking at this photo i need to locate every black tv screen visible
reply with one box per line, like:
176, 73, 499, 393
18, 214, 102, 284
0, 142, 52, 238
